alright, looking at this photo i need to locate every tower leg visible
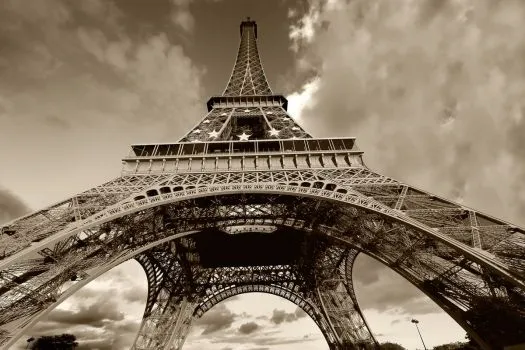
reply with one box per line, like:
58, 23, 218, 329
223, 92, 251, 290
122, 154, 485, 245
132, 253, 196, 350
316, 249, 379, 350
131, 292, 195, 350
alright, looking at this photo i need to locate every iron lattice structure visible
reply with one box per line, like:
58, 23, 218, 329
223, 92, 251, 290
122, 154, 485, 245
1, 19, 525, 350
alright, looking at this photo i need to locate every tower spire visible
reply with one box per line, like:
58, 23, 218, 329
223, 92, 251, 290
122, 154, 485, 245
179, 18, 310, 142
223, 18, 271, 96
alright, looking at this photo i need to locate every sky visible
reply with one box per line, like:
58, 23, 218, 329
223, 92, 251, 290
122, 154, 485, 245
2, 0, 525, 349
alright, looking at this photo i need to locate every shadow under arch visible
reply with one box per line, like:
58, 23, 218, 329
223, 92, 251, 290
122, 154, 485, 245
2, 187, 524, 349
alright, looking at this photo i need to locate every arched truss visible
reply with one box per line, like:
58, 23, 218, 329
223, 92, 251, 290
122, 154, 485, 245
0, 173, 524, 349
193, 283, 338, 345
129, 240, 377, 350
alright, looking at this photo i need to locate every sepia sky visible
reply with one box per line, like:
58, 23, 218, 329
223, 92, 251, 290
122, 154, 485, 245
2, 0, 525, 349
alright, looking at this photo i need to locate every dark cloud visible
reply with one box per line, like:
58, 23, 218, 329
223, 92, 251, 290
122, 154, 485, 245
121, 286, 147, 303
391, 319, 403, 326
104, 318, 141, 333
352, 254, 388, 286
0, 188, 30, 224
196, 303, 236, 335
354, 260, 441, 315
28, 319, 139, 350
43, 114, 71, 130
238, 321, 260, 335
269, 307, 307, 325
46, 299, 125, 327
77, 339, 114, 350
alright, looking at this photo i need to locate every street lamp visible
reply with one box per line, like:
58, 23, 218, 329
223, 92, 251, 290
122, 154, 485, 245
411, 319, 427, 350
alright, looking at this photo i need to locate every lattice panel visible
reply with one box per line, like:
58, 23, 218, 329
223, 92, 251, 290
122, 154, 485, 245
180, 108, 233, 142
223, 21, 272, 96
261, 106, 311, 139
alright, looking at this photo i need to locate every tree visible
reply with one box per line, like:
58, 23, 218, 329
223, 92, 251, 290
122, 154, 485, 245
29, 334, 78, 350
379, 343, 407, 350
465, 296, 525, 348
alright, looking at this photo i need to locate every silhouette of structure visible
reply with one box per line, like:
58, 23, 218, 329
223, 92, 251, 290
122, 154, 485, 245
1, 19, 525, 350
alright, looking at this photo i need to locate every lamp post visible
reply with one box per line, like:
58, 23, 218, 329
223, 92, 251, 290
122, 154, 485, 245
411, 319, 427, 350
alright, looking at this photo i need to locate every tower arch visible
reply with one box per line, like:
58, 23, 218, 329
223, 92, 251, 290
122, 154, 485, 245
193, 284, 337, 346
1, 189, 524, 349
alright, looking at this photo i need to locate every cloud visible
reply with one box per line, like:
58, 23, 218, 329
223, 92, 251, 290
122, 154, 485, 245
0, 189, 30, 224
238, 321, 260, 335
170, 0, 195, 33
354, 255, 441, 315
29, 314, 140, 350
288, 0, 322, 52
208, 331, 319, 348
45, 299, 125, 328
77, 339, 114, 350
196, 303, 236, 335
72, 27, 204, 127
352, 254, 386, 286
286, 78, 319, 122
0, 0, 204, 130
249, 335, 319, 347
269, 307, 307, 325
121, 286, 147, 303
289, 0, 525, 225
0, 0, 205, 209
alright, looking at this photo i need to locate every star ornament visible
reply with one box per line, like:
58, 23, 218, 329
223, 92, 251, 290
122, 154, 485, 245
269, 128, 280, 137
208, 130, 220, 138
237, 132, 251, 141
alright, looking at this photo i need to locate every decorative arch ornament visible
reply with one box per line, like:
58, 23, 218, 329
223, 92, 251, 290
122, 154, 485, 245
1, 19, 525, 350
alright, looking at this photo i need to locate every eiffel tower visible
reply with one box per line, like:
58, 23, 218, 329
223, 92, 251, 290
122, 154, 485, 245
1, 18, 525, 350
